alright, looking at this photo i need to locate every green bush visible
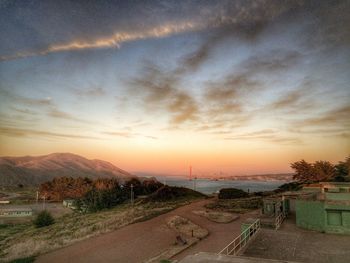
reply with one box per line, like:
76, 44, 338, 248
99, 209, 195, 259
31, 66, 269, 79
33, 210, 54, 228
218, 188, 249, 199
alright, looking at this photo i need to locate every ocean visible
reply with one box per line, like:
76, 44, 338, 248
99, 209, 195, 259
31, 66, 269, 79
155, 177, 288, 195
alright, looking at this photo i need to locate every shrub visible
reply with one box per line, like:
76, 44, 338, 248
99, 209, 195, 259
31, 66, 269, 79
33, 210, 55, 228
10, 256, 36, 263
147, 185, 205, 202
218, 188, 249, 199
275, 182, 302, 192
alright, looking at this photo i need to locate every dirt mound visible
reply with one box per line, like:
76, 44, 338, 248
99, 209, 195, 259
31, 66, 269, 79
192, 210, 239, 223
166, 215, 208, 239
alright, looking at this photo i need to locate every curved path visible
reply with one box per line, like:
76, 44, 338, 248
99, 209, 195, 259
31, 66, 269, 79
36, 199, 259, 263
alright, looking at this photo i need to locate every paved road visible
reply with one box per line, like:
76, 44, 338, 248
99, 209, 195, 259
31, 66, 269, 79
37, 199, 259, 263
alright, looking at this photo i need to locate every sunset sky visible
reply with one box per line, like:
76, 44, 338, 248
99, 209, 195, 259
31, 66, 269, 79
0, 0, 349, 177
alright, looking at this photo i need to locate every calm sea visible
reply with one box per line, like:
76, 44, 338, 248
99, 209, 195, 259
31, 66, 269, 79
155, 176, 288, 195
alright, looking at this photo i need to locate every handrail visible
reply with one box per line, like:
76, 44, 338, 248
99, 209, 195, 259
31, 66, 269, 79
275, 211, 287, 230
218, 219, 260, 256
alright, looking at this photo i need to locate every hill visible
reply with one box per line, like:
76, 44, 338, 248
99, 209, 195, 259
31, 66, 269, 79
0, 153, 134, 186
219, 173, 293, 181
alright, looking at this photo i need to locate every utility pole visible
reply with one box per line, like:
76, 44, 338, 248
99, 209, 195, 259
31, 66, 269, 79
130, 184, 134, 206
42, 196, 46, 210
189, 165, 192, 181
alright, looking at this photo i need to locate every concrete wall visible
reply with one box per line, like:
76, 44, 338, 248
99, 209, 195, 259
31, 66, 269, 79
296, 199, 350, 235
296, 200, 325, 232
325, 192, 350, 201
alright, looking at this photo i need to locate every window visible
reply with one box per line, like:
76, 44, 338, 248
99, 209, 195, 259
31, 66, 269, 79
327, 210, 342, 226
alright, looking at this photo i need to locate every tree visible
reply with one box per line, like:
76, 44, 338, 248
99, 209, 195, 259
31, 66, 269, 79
334, 156, 350, 182
313, 161, 335, 181
34, 210, 55, 228
76, 184, 128, 212
142, 178, 163, 195
291, 160, 316, 183
124, 178, 143, 197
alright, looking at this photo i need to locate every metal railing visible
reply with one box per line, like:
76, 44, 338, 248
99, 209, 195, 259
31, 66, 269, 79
218, 219, 260, 256
274, 211, 287, 230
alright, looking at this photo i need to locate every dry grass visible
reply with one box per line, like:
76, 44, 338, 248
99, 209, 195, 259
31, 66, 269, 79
0, 197, 203, 262
205, 197, 262, 213
192, 210, 239, 223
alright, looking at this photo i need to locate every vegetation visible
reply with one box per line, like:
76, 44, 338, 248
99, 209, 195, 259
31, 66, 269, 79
291, 156, 350, 183
275, 182, 303, 192
147, 185, 206, 202
74, 187, 128, 212
218, 188, 249, 199
334, 157, 350, 182
39, 177, 163, 202
33, 210, 55, 228
9, 256, 36, 263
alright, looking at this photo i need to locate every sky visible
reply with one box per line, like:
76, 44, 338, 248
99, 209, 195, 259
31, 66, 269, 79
0, 0, 349, 177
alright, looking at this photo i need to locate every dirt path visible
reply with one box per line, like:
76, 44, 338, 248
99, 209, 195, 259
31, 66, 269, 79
36, 199, 259, 263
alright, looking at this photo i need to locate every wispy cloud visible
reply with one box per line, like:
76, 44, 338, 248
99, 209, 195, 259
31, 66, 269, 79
10, 107, 38, 116
0, 126, 99, 140
74, 86, 105, 97
295, 105, 350, 127
224, 129, 302, 145
102, 130, 158, 140
0, 21, 200, 61
0, 0, 319, 61
0, 89, 53, 107
269, 90, 303, 110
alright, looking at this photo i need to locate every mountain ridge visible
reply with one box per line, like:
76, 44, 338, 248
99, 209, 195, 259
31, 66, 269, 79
0, 153, 134, 186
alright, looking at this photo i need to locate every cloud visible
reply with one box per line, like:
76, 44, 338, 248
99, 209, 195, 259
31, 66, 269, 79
129, 63, 199, 124
103, 131, 134, 138
241, 50, 301, 75
74, 86, 105, 97
10, 107, 38, 115
48, 108, 91, 124
0, 89, 53, 107
224, 129, 302, 145
269, 90, 303, 110
295, 105, 350, 127
0, 0, 324, 61
0, 126, 99, 140
0, 19, 201, 61
102, 130, 158, 140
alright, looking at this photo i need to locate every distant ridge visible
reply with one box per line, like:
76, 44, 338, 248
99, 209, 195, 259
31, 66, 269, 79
0, 153, 134, 186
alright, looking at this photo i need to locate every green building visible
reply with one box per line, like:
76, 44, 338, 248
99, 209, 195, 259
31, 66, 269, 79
296, 182, 350, 235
